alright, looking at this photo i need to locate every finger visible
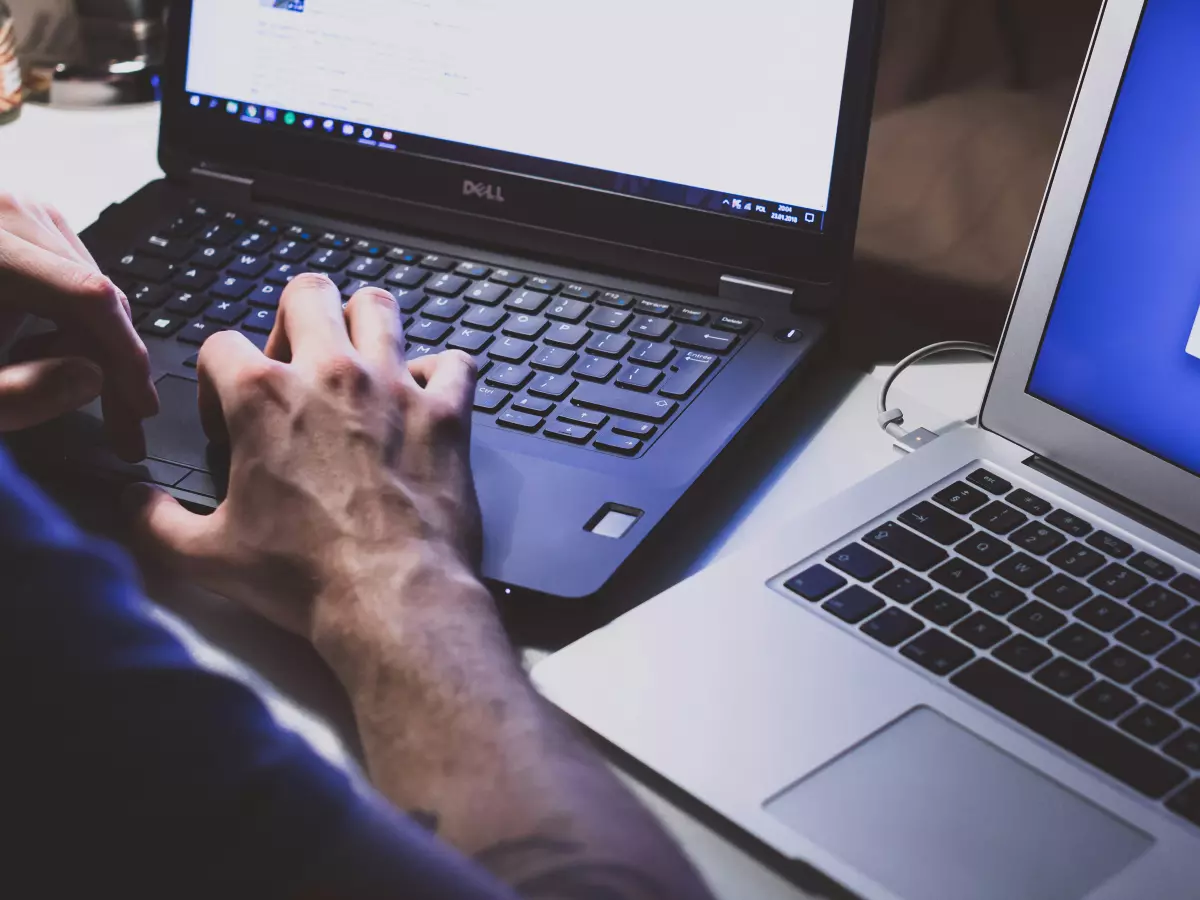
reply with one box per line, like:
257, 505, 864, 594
197, 330, 272, 445
102, 388, 147, 462
122, 483, 222, 578
409, 350, 477, 422
0, 231, 156, 419
265, 273, 353, 364
42, 203, 99, 269
0, 357, 103, 432
344, 287, 413, 385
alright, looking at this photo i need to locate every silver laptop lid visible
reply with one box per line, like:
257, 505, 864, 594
982, 0, 1200, 534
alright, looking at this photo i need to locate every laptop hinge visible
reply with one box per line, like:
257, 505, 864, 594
718, 275, 795, 309
189, 167, 256, 205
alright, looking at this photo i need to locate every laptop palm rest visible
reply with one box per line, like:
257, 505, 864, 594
143, 375, 212, 472
765, 708, 1150, 900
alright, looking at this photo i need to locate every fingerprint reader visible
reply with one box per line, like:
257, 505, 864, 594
586, 504, 644, 539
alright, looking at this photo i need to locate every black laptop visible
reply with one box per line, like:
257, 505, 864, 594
24, 0, 880, 599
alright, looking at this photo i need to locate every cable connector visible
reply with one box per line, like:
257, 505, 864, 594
898, 427, 941, 453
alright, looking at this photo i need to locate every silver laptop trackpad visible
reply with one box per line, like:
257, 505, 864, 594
765, 708, 1150, 900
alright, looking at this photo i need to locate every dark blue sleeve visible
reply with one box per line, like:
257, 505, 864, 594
0, 444, 514, 900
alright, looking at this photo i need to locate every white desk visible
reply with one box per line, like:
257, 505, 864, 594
1, 102, 994, 900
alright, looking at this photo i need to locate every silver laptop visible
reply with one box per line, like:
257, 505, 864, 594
534, 2, 1200, 898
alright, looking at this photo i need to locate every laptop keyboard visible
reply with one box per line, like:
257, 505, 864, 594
110, 203, 760, 458
780, 467, 1200, 829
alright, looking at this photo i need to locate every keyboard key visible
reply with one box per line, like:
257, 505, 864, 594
558, 408, 609, 429
503, 315, 549, 340
137, 234, 194, 262
462, 282, 508, 306
899, 502, 973, 545
490, 337, 536, 364
310, 248, 351, 271
1077, 681, 1138, 721
388, 288, 425, 314
386, 265, 430, 288
1010, 523, 1068, 556
864, 522, 948, 572
1130, 585, 1188, 622
785, 565, 847, 602
211, 276, 254, 301
384, 247, 418, 265
1173, 574, 1200, 602
1089, 564, 1147, 599
172, 266, 216, 291
1034, 657, 1094, 696
933, 482, 990, 515
1046, 509, 1094, 538
528, 373, 576, 401
1091, 647, 1152, 685
447, 327, 494, 355
531, 347, 578, 373
660, 351, 719, 400
993, 635, 1053, 673
902, 631, 974, 676
629, 341, 677, 367
672, 324, 737, 354
192, 246, 233, 269
165, 292, 209, 316
525, 276, 560, 293
453, 262, 490, 280
497, 409, 542, 432
1116, 617, 1175, 655
630, 316, 675, 341
229, 253, 269, 278
967, 469, 1012, 495
199, 223, 237, 246
114, 253, 174, 283
138, 314, 186, 337
1008, 489, 1053, 516
913, 590, 971, 626
827, 543, 894, 582
487, 365, 532, 390
1049, 542, 1106, 577
511, 396, 555, 416
490, 268, 525, 287
970, 501, 1028, 535
427, 274, 469, 298
463, 305, 507, 330
264, 262, 301, 285
930, 559, 987, 594
1119, 705, 1181, 745
205, 300, 249, 325
714, 314, 751, 333
545, 322, 592, 350
994, 553, 1052, 588
178, 320, 216, 345
1181, 698, 1200, 729
575, 356, 620, 382
1009, 601, 1067, 638
823, 586, 886, 625
635, 298, 673, 317
1164, 731, 1200, 769
473, 384, 510, 413
599, 291, 635, 308
547, 297, 590, 323
543, 421, 593, 445
588, 333, 633, 358
1172, 608, 1200, 642
594, 434, 643, 456
1033, 574, 1091, 611
561, 283, 598, 301
1049, 623, 1109, 661
952, 659, 1186, 798
505, 290, 552, 314
235, 232, 274, 254
616, 366, 664, 392
571, 384, 677, 422
673, 306, 709, 324
347, 256, 389, 280
862, 608, 925, 647
1076, 595, 1134, 633
1160, 639, 1200, 679
1130, 552, 1176, 581
588, 308, 633, 331
875, 570, 931, 605
129, 284, 171, 308
408, 320, 453, 344
1088, 531, 1134, 559
423, 296, 467, 321
612, 419, 656, 439
243, 308, 277, 333
272, 239, 312, 263
420, 254, 455, 272
248, 282, 283, 308
1134, 669, 1193, 708
969, 579, 1027, 615
953, 612, 1012, 649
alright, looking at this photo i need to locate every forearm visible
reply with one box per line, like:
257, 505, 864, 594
315, 561, 712, 900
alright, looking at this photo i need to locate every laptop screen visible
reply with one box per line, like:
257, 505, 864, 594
181, 0, 854, 233
1029, 0, 1200, 477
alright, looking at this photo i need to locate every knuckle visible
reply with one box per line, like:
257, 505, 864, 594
318, 353, 371, 392
0, 191, 17, 213
76, 271, 120, 305
232, 358, 282, 398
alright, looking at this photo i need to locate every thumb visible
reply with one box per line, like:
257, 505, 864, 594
121, 483, 221, 576
0, 357, 103, 432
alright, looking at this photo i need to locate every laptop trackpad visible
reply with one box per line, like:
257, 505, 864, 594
143, 375, 212, 471
765, 708, 1150, 900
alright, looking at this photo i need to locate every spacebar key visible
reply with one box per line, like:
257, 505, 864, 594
952, 659, 1187, 799
572, 385, 678, 422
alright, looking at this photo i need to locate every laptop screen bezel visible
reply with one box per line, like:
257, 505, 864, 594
159, 0, 881, 288
981, 0, 1200, 534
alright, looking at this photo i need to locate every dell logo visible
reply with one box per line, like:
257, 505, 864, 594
463, 179, 506, 203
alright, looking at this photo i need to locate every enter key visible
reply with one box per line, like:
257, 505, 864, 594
660, 351, 719, 399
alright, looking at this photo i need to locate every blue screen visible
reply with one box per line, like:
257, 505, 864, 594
1030, 0, 1200, 476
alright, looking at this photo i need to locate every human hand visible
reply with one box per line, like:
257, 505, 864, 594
0, 193, 158, 459
124, 274, 485, 662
